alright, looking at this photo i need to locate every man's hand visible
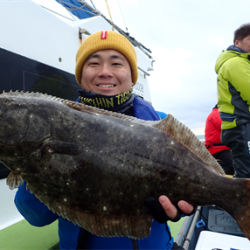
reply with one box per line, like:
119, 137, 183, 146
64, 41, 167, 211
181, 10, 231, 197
146, 196, 195, 223
159, 195, 194, 221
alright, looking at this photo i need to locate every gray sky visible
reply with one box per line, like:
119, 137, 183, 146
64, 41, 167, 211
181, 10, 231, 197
36, 0, 250, 135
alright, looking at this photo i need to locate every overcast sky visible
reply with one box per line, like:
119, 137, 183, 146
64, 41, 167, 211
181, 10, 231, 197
36, 0, 250, 135
92, 0, 250, 135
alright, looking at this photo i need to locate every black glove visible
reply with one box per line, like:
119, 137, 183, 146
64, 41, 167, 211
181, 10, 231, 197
146, 197, 196, 224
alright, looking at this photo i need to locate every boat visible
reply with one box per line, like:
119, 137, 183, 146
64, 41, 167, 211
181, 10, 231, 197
175, 203, 250, 249
0, 0, 155, 249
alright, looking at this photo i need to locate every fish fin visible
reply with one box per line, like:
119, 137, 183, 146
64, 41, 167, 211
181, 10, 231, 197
64, 101, 139, 121
234, 212, 250, 241
6, 171, 24, 189
35, 191, 152, 239
25, 183, 37, 194
41, 139, 79, 155
72, 212, 152, 239
153, 114, 225, 175
2, 90, 138, 122
220, 178, 250, 241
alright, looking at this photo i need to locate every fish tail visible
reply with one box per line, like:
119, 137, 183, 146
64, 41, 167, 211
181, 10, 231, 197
227, 178, 250, 240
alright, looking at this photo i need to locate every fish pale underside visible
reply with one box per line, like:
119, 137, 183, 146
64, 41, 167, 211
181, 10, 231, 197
1, 91, 250, 241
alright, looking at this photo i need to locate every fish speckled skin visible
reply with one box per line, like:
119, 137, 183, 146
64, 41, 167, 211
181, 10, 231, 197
1, 91, 250, 240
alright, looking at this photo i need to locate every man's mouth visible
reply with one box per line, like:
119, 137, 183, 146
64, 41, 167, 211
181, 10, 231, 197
97, 84, 116, 88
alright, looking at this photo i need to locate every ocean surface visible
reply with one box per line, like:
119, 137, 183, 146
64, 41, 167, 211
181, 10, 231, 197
196, 135, 205, 142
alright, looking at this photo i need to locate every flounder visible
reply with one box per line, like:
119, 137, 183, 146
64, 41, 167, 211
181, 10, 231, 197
1, 91, 250, 240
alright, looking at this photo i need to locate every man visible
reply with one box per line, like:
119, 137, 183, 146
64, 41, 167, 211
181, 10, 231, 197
15, 30, 194, 249
215, 23, 250, 178
204, 105, 234, 175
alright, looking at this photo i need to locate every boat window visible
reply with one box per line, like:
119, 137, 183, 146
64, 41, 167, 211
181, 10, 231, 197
0, 48, 79, 101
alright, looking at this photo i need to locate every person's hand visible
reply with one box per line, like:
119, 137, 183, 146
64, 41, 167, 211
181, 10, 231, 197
146, 196, 195, 223
159, 195, 195, 221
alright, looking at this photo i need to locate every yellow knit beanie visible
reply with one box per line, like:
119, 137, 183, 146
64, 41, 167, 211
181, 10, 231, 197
75, 30, 138, 86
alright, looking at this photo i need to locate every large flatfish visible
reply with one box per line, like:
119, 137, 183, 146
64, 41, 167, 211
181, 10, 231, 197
1, 91, 250, 240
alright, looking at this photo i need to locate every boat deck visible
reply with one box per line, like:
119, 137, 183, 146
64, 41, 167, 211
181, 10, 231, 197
0, 219, 59, 250
0, 218, 185, 249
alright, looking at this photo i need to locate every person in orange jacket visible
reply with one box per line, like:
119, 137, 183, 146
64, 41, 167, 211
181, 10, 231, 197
204, 105, 234, 175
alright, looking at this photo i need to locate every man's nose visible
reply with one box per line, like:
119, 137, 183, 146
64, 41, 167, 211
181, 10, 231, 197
98, 64, 113, 77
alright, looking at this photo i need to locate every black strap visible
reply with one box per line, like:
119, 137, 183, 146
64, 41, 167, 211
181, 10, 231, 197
205, 143, 225, 148
77, 229, 89, 250
213, 143, 224, 146
131, 239, 139, 250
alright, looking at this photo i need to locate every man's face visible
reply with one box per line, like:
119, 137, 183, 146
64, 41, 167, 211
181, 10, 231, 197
80, 49, 133, 96
235, 34, 250, 53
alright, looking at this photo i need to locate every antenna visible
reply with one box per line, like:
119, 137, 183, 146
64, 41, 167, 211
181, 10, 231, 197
89, 0, 96, 9
117, 0, 128, 32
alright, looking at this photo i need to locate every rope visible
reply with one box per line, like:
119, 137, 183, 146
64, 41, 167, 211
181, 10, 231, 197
105, 0, 114, 31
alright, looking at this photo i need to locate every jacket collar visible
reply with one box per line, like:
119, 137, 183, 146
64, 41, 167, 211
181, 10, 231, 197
227, 45, 246, 53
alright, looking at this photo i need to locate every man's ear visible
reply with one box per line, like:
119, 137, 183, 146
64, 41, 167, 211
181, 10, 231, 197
235, 40, 240, 46
131, 69, 136, 87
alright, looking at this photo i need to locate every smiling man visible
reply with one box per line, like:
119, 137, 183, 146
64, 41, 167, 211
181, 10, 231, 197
215, 23, 250, 178
74, 30, 194, 249
74, 30, 140, 116
15, 30, 194, 250
76, 49, 135, 112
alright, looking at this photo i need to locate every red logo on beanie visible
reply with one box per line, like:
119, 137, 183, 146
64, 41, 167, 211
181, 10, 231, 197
101, 31, 107, 39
